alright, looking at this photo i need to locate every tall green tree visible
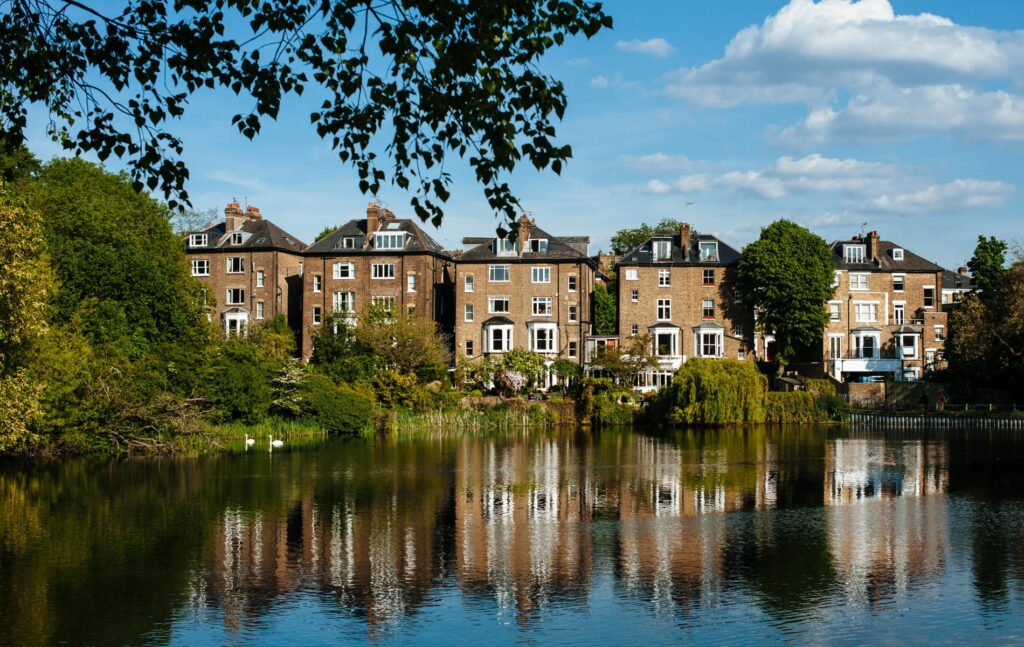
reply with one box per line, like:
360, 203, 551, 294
29, 158, 209, 355
0, 194, 52, 372
592, 282, 617, 335
610, 218, 683, 255
736, 220, 835, 368
1, 1, 611, 227
967, 235, 1008, 300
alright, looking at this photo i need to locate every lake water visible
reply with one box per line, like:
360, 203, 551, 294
2, 426, 1023, 646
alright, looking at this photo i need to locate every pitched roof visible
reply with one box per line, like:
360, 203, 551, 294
617, 231, 742, 266
942, 269, 973, 290
459, 223, 591, 262
831, 237, 943, 272
189, 218, 306, 253
305, 217, 446, 255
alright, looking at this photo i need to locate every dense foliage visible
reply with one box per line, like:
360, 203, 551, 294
967, 235, 1008, 300
610, 218, 683, 255
736, 220, 835, 368
593, 333, 656, 386
2, 0, 610, 228
946, 249, 1024, 401
662, 359, 768, 425
592, 282, 617, 335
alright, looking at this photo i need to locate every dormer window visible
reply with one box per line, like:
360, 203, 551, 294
529, 239, 548, 253
892, 248, 904, 261
374, 232, 406, 249
230, 232, 244, 245
495, 238, 517, 256
844, 244, 865, 264
699, 241, 718, 262
653, 239, 671, 261
188, 234, 208, 247
342, 236, 357, 249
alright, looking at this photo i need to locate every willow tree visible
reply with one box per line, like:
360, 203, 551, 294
736, 220, 835, 369
1, 0, 611, 231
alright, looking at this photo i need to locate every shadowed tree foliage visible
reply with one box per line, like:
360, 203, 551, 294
592, 281, 617, 335
736, 220, 835, 368
1, 0, 611, 230
967, 235, 1008, 301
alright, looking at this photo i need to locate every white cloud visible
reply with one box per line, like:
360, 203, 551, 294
589, 74, 609, 89
871, 178, 1014, 214
664, 0, 1024, 142
619, 152, 694, 172
206, 169, 268, 192
639, 153, 1013, 215
616, 37, 677, 58
566, 57, 592, 68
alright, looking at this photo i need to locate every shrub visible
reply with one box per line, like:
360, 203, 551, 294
765, 391, 818, 423
206, 342, 275, 423
372, 370, 434, 412
667, 359, 768, 424
303, 374, 373, 435
501, 350, 547, 388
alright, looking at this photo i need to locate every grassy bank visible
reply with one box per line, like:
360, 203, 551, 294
373, 399, 577, 436
172, 419, 330, 455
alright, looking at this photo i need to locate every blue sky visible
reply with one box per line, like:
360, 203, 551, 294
25, 0, 1024, 268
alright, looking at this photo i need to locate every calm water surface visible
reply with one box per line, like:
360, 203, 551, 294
2, 426, 1024, 646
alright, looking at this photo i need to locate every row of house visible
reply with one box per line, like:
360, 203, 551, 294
185, 202, 971, 388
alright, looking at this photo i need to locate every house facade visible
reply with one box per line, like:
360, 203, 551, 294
825, 231, 947, 382
614, 223, 755, 390
453, 215, 595, 380
301, 203, 454, 359
184, 202, 306, 338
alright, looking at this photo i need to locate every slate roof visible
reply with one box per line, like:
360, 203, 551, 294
459, 223, 592, 263
831, 238, 944, 272
942, 269, 973, 290
188, 218, 306, 253
618, 232, 742, 266
305, 217, 446, 255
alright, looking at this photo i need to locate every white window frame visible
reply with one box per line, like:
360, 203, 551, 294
658, 268, 671, 287
893, 274, 905, 292
188, 234, 208, 247
631, 289, 639, 303
699, 241, 718, 262
226, 288, 245, 305
625, 268, 638, 281
371, 295, 396, 310
464, 304, 474, 322
464, 274, 474, 292
529, 322, 558, 353
844, 244, 865, 264
849, 272, 869, 291
568, 275, 577, 292
854, 302, 879, 323
191, 259, 209, 276
407, 274, 416, 293
529, 238, 548, 253
486, 325, 513, 353
568, 305, 578, 323
893, 302, 905, 325
332, 291, 356, 314
333, 262, 355, 280
657, 298, 671, 321
255, 301, 264, 320
532, 296, 553, 316
828, 334, 843, 359
833, 271, 842, 288
488, 264, 510, 282
488, 296, 510, 314
702, 268, 715, 286
531, 266, 551, 283
630, 324, 639, 336
312, 275, 322, 293
702, 299, 714, 319
465, 340, 474, 357
696, 331, 723, 358
653, 239, 671, 261
652, 328, 679, 357
494, 238, 516, 256
934, 325, 945, 341
256, 270, 265, 288
732, 324, 743, 338
897, 333, 919, 360
230, 232, 243, 245
312, 306, 322, 326
923, 286, 936, 308
853, 332, 880, 359
828, 301, 841, 322
342, 236, 357, 249
374, 232, 407, 249
568, 341, 578, 359
371, 263, 395, 279
227, 257, 245, 274
892, 248, 905, 260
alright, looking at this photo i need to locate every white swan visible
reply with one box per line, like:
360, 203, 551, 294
245, 434, 256, 447
269, 434, 284, 449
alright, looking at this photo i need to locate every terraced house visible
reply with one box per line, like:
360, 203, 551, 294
301, 203, 454, 359
454, 215, 595, 381
825, 230, 947, 382
184, 202, 306, 338
613, 223, 755, 390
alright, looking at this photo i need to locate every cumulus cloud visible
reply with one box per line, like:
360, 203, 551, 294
870, 179, 1014, 213
589, 74, 609, 89
619, 152, 694, 172
640, 153, 1013, 214
616, 38, 677, 58
664, 0, 1024, 142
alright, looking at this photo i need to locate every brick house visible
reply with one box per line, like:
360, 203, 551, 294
453, 215, 596, 380
825, 230, 947, 382
614, 223, 755, 391
301, 203, 454, 359
184, 202, 306, 338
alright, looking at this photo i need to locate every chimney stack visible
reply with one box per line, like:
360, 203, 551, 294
517, 214, 533, 256
365, 202, 383, 246
867, 230, 880, 261
679, 223, 692, 259
225, 202, 244, 231
245, 205, 261, 220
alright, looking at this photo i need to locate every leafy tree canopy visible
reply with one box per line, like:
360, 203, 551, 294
967, 235, 1008, 299
2, 0, 611, 231
736, 219, 835, 367
610, 218, 683, 255
594, 333, 656, 386
592, 281, 617, 335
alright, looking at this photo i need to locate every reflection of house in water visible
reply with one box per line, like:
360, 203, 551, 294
192, 474, 451, 636
824, 439, 949, 606
612, 434, 778, 612
454, 438, 594, 621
